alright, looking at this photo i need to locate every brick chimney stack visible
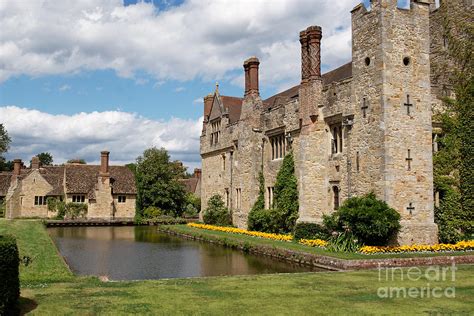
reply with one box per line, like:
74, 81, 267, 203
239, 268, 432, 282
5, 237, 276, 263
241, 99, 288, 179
194, 168, 201, 179
100, 151, 110, 177
244, 57, 260, 96
31, 156, 40, 170
203, 94, 213, 123
13, 159, 22, 176
300, 26, 322, 83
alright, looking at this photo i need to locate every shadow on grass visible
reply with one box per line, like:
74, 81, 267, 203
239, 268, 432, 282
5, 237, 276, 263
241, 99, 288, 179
19, 297, 38, 315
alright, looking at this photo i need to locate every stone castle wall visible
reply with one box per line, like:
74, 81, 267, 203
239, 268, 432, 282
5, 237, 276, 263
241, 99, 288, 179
200, 0, 445, 245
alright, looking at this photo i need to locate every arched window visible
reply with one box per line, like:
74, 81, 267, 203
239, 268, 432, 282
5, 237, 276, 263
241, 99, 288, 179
333, 186, 340, 210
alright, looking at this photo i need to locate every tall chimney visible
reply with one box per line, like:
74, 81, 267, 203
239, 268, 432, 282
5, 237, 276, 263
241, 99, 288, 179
203, 94, 214, 122
100, 151, 110, 176
13, 159, 22, 176
306, 26, 322, 80
245, 57, 260, 96
243, 60, 250, 95
300, 30, 310, 83
31, 156, 40, 170
194, 168, 201, 179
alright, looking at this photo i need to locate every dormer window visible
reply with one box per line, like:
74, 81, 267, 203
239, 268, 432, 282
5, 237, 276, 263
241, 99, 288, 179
210, 119, 221, 145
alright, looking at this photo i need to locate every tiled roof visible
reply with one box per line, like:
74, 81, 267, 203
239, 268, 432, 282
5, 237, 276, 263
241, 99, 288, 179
179, 177, 199, 194
0, 173, 12, 196
221, 96, 243, 124
65, 165, 136, 199
263, 62, 353, 109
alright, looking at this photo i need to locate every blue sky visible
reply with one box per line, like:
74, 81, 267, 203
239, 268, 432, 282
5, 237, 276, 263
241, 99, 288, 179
0, 0, 383, 169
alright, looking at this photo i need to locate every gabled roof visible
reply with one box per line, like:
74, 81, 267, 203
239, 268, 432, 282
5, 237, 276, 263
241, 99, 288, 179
209, 94, 243, 124
65, 165, 136, 199
179, 177, 199, 194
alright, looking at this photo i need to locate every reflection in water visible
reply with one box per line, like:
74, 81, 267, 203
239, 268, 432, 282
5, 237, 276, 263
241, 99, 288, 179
49, 226, 325, 280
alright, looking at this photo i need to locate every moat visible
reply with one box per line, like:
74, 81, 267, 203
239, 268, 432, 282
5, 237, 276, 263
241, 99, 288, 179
49, 226, 323, 280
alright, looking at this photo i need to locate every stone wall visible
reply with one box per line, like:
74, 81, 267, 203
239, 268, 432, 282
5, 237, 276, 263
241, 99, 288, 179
14, 171, 53, 218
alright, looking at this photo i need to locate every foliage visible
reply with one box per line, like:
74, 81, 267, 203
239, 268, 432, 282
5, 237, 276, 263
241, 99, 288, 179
0, 200, 5, 218
183, 193, 200, 218
135, 147, 187, 217
0, 235, 19, 315
46, 197, 57, 212
0, 158, 13, 172
328, 193, 401, 246
247, 208, 280, 233
66, 159, 86, 164
0, 124, 10, 157
46, 198, 66, 219
36, 152, 53, 166
326, 232, 361, 253
272, 152, 299, 233
293, 222, 330, 241
64, 203, 87, 219
142, 206, 162, 219
432, 0, 474, 243
202, 195, 231, 226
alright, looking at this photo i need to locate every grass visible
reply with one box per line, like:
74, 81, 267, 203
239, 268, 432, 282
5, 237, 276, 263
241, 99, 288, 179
165, 225, 473, 260
1, 219, 473, 315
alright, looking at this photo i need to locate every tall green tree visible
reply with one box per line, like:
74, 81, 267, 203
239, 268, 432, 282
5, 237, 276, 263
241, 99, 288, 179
0, 124, 11, 172
273, 151, 299, 233
135, 147, 186, 217
432, 0, 473, 241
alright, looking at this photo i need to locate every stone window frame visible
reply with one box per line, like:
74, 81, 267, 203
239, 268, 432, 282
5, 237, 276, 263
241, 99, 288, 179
210, 119, 221, 146
117, 195, 126, 203
266, 186, 274, 209
34, 196, 47, 206
235, 188, 242, 209
72, 195, 86, 203
269, 133, 286, 160
332, 185, 340, 210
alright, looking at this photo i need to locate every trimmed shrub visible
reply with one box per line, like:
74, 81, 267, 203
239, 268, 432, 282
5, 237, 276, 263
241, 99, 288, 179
65, 202, 88, 219
203, 195, 231, 226
335, 193, 401, 246
293, 222, 330, 240
248, 209, 280, 233
273, 152, 299, 233
0, 235, 20, 315
143, 206, 162, 219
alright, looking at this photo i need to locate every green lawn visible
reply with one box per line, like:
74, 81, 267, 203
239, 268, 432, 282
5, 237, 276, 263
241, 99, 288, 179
1, 219, 473, 315
165, 225, 473, 260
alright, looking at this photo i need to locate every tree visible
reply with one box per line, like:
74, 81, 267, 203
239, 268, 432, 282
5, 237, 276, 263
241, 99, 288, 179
432, 0, 473, 241
203, 194, 231, 226
35, 152, 53, 166
135, 147, 187, 217
66, 159, 86, 164
273, 151, 299, 233
0, 124, 10, 157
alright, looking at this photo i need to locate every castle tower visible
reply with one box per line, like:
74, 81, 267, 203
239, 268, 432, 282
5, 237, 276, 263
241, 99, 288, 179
350, 0, 437, 244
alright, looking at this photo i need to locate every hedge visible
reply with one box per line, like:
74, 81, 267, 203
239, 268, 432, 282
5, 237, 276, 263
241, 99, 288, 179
0, 235, 20, 315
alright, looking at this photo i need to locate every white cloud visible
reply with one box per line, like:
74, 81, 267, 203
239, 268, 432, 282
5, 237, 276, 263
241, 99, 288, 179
59, 84, 71, 91
0, 106, 203, 171
192, 98, 203, 104
174, 86, 185, 93
0, 0, 361, 91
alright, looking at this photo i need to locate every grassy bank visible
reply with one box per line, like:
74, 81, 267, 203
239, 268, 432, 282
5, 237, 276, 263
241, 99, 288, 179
165, 225, 473, 260
0, 219, 473, 315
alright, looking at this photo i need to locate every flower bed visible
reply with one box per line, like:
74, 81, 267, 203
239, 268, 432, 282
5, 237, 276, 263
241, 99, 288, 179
187, 223, 293, 242
299, 238, 328, 248
359, 240, 474, 254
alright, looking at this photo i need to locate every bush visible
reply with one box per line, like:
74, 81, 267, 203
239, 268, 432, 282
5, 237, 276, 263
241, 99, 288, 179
0, 235, 20, 315
0, 200, 5, 218
248, 209, 280, 233
335, 193, 401, 246
65, 202, 87, 219
46, 197, 57, 212
326, 232, 361, 253
183, 204, 198, 218
143, 206, 162, 219
273, 152, 299, 233
203, 195, 231, 226
293, 222, 330, 240
56, 201, 66, 219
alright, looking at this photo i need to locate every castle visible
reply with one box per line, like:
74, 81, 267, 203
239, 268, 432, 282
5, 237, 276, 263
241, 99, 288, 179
0, 151, 136, 219
199, 0, 455, 245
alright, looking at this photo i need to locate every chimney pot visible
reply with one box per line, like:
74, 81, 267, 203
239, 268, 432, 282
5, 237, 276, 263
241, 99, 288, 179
300, 25, 322, 82
203, 94, 214, 123
100, 151, 110, 176
244, 56, 260, 96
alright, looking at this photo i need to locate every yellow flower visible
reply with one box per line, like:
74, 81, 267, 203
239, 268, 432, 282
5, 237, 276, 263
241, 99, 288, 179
187, 223, 293, 241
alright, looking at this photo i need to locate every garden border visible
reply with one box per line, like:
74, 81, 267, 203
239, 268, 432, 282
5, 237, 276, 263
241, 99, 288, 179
159, 226, 474, 271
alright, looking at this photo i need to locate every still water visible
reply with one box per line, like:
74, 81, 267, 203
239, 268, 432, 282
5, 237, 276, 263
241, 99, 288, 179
49, 226, 323, 280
